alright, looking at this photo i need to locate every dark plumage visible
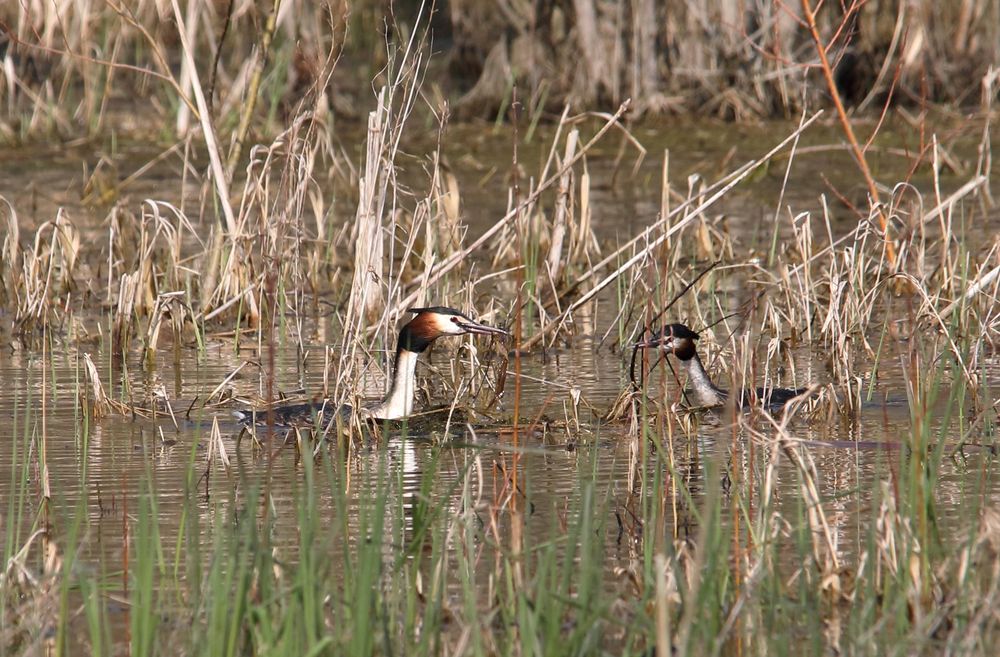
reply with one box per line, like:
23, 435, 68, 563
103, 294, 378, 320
233, 307, 508, 429
232, 401, 353, 429
635, 323, 808, 411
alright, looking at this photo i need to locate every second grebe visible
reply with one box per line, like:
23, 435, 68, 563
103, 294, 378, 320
233, 307, 508, 429
634, 323, 807, 411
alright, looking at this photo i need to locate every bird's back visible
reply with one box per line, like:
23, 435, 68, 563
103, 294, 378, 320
742, 386, 808, 412
232, 401, 353, 429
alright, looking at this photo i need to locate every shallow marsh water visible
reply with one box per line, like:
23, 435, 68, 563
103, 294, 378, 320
3, 324, 998, 651
1, 117, 999, 653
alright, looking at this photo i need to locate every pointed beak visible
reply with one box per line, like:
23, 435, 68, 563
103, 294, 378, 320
457, 318, 509, 338
633, 335, 663, 349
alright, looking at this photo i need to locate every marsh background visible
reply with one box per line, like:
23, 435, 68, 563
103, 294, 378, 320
1, 1, 999, 656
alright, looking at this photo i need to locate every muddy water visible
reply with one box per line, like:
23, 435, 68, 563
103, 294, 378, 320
1, 118, 999, 648
0, 344, 995, 656
2, 317, 998, 618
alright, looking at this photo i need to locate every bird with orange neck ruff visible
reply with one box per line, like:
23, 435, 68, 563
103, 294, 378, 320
233, 307, 508, 429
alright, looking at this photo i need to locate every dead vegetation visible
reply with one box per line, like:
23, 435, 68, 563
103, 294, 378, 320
1, 2, 1000, 656
2, 1, 999, 142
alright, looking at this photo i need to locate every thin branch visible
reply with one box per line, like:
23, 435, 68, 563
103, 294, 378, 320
799, 0, 897, 267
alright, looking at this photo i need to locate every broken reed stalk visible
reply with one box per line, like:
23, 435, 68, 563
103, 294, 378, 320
799, 0, 896, 267
344, 88, 388, 326
82, 353, 112, 419
545, 128, 578, 285
0, 198, 18, 305
113, 272, 139, 358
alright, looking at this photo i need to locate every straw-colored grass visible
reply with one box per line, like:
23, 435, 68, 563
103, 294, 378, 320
2, 2, 1000, 656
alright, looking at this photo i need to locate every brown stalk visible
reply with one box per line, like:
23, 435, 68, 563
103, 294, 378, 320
169, 0, 238, 235
207, 0, 237, 115
545, 128, 578, 286
799, 0, 897, 268
510, 87, 525, 590
225, 0, 282, 182
82, 353, 112, 419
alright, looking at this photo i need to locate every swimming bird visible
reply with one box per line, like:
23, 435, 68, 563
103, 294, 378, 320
634, 323, 807, 411
233, 307, 508, 429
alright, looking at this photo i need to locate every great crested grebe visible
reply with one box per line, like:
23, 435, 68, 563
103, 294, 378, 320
634, 323, 807, 411
233, 307, 508, 429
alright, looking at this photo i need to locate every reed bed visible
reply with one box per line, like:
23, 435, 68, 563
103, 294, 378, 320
2, 3, 1000, 657
2, 0, 1000, 138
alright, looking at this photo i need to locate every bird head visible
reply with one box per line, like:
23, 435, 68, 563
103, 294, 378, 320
397, 307, 508, 353
633, 323, 700, 361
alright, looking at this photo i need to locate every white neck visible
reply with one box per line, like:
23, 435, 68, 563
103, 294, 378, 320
367, 349, 420, 420
680, 353, 727, 407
